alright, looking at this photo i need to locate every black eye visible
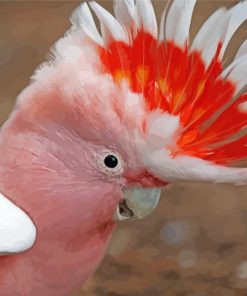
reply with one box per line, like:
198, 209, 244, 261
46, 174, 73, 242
97, 150, 124, 176
104, 155, 119, 168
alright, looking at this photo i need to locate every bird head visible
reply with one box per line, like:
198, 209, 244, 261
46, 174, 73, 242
0, 0, 247, 254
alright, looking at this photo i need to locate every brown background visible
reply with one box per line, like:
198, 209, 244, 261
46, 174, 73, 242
0, 1, 247, 295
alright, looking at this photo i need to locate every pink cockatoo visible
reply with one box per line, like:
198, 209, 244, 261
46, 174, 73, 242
0, 0, 247, 295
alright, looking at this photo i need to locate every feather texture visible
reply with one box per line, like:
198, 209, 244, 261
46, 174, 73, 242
144, 149, 247, 185
165, 0, 196, 46
227, 57, 247, 93
33, 0, 247, 185
70, 3, 103, 46
89, 1, 129, 44
136, 0, 157, 37
235, 40, 247, 60
219, 1, 247, 59
159, 0, 171, 41
190, 8, 226, 66
113, 0, 135, 28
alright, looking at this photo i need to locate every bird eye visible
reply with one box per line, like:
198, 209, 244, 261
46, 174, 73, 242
97, 150, 124, 176
104, 155, 118, 168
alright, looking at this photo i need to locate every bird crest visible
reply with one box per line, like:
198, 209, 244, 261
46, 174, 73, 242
32, 0, 247, 184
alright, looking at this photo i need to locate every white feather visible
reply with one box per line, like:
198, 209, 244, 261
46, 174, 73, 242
135, 0, 158, 37
125, 0, 135, 10
89, 1, 129, 45
113, 0, 135, 26
146, 111, 181, 148
192, 9, 230, 67
226, 56, 247, 93
236, 40, 247, 60
221, 41, 247, 79
192, 2, 247, 65
0, 193, 36, 255
142, 149, 247, 185
165, 0, 196, 46
159, 1, 171, 41
221, 53, 247, 82
70, 3, 103, 46
191, 8, 225, 50
123, 86, 145, 124
219, 1, 247, 59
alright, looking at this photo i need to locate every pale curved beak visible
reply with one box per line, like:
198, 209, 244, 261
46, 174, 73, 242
113, 188, 161, 221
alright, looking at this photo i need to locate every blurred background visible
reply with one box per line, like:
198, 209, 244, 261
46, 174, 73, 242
0, 1, 247, 295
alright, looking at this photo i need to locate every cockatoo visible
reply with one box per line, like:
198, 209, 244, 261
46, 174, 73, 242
0, 0, 247, 295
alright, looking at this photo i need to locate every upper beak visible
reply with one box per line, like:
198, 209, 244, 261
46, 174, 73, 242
113, 188, 161, 221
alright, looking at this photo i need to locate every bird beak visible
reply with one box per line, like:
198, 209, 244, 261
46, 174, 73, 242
113, 188, 161, 221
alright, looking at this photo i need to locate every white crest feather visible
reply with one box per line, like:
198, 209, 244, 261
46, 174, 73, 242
165, 0, 196, 46
146, 111, 181, 148
136, 0, 157, 37
191, 8, 226, 50
141, 149, 247, 185
220, 40, 247, 81
221, 53, 247, 84
159, 1, 171, 41
70, 3, 103, 46
32, 0, 247, 186
192, 10, 231, 67
125, 0, 136, 11
122, 84, 146, 125
235, 40, 247, 61
226, 57, 247, 93
113, 0, 135, 27
192, 2, 247, 66
89, 1, 129, 45
219, 1, 247, 59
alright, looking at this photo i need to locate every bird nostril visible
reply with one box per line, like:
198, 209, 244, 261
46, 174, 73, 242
118, 200, 134, 218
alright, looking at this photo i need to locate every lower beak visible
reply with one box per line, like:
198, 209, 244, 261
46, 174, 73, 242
113, 188, 161, 221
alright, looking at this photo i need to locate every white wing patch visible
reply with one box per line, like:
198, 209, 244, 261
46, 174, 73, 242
0, 193, 36, 255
